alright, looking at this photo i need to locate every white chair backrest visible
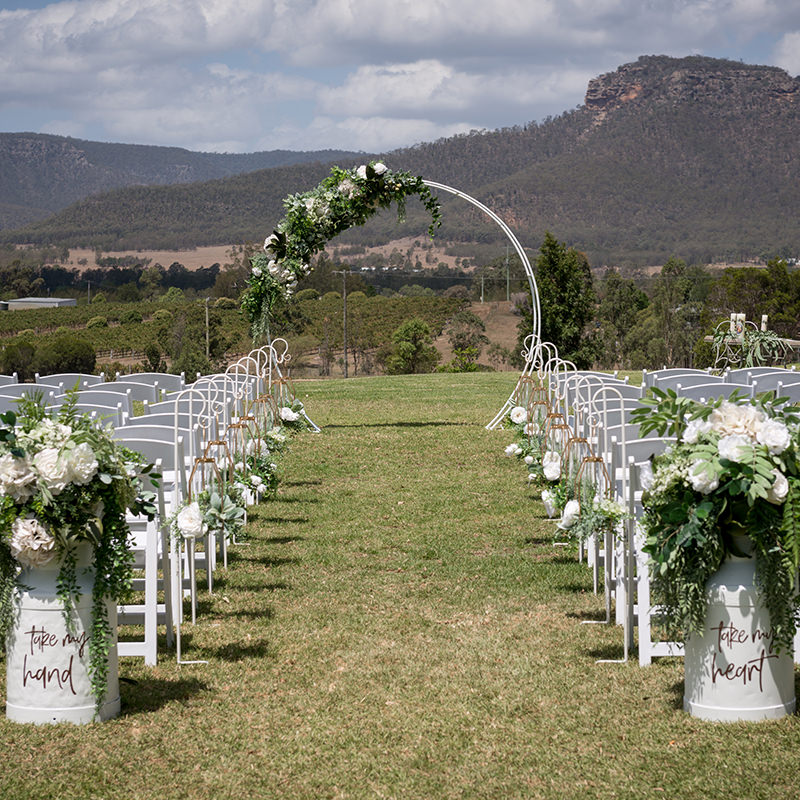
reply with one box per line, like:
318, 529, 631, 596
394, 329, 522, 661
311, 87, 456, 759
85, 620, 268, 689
112, 433, 187, 510
674, 382, 752, 401
653, 373, 723, 392
100, 380, 159, 403
773, 381, 800, 403
643, 367, 710, 389
115, 372, 186, 393
751, 373, 800, 393
35, 372, 104, 388
48, 402, 126, 428
53, 388, 133, 416
726, 367, 794, 385
0, 383, 55, 398
0, 373, 18, 386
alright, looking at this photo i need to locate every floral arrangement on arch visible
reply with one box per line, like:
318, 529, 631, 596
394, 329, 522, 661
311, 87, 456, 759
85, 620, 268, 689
0, 394, 158, 704
242, 161, 442, 332
632, 389, 800, 652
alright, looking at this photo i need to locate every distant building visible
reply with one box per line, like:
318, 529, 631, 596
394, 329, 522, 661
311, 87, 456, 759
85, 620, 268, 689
6, 297, 77, 310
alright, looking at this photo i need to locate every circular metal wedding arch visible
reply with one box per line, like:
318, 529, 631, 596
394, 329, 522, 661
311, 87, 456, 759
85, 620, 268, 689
421, 180, 541, 429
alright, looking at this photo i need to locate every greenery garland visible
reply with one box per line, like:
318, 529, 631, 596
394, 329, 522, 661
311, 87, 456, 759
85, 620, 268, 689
241, 162, 442, 337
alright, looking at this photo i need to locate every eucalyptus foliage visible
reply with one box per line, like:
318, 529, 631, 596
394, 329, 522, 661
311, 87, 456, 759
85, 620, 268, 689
632, 388, 800, 651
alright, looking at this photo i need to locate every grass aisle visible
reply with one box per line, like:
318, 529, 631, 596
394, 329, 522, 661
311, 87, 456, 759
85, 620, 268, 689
1, 373, 799, 799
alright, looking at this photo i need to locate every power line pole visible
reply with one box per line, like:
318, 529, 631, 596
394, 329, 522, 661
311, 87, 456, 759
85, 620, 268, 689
505, 243, 510, 302
332, 270, 349, 377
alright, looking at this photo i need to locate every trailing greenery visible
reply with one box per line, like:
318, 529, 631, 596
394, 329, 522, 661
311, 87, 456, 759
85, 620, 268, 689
0, 393, 159, 707
632, 388, 800, 651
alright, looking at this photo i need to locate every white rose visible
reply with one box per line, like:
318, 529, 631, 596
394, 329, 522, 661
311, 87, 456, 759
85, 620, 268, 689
33, 447, 70, 495
10, 517, 57, 568
250, 475, 263, 487
0, 453, 37, 501
710, 402, 765, 439
766, 469, 789, 504
67, 442, 98, 485
280, 407, 300, 423
268, 260, 280, 276
177, 502, 205, 539
683, 416, 713, 444
504, 443, 521, 457
524, 455, 534, 465
264, 234, 278, 251
639, 461, 654, 492
524, 422, 536, 435
256, 483, 267, 495
542, 450, 561, 481
756, 418, 791, 455
373, 162, 388, 175
509, 406, 527, 425
688, 461, 719, 494
235, 461, 245, 472
356, 165, 368, 180
251, 264, 262, 277
717, 434, 752, 463
541, 489, 557, 518
558, 499, 581, 530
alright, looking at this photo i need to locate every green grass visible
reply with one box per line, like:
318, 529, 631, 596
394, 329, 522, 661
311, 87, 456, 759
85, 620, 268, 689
1, 372, 799, 799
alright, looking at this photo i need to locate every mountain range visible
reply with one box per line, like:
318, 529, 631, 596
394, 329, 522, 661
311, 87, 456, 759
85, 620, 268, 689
2, 54, 799, 267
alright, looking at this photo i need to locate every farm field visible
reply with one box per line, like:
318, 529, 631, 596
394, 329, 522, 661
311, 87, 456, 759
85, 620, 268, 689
0, 372, 797, 800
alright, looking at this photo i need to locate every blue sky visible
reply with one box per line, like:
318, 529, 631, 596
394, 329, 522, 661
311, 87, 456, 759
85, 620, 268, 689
1, 0, 799, 154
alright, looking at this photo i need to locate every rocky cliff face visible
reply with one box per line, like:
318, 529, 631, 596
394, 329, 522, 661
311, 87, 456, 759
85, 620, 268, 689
584, 55, 799, 124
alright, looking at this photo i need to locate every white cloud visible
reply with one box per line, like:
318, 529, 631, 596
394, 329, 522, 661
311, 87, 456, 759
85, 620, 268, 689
319, 60, 593, 124
1, 0, 800, 152
773, 31, 800, 76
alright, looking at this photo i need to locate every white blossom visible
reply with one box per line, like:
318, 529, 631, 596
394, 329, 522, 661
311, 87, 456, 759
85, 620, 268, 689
710, 401, 766, 439
541, 489, 557, 518
756, 418, 791, 455
264, 234, 278, 251
280, 406, 300, 423
767, 469, 789, 504
373, 162, 388, 175
10, 517, 56, 568
639, 460, 654, 491
66, 442, 98, 485
524, 455, 534, 465
0, 453, 37, 501
542, 450, 561, 481
717, 433, 752, 463
509, 406, 527, 425
504, 443, 522, 457
683, 416, 713, 444
558, 499, 580, 530
688, 461, 719, 494
356, 165, 368, 180
33, 447, 70, 495
177, 502, 205, 539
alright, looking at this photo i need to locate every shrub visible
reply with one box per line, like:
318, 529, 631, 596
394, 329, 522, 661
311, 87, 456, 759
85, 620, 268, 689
152, 309, 173, 323
294, 288, 320, 302
120, 309, 143, 324
35, 334, 96, 376
213, 297, 237, 309
86, 315, 108, 329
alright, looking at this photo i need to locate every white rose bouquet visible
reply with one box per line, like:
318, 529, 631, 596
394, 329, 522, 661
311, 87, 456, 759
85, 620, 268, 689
632, 389, 800, 652
0, 392, 158, 703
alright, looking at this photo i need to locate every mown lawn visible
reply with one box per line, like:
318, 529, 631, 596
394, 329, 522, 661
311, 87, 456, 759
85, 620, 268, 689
1, 372, 798, 799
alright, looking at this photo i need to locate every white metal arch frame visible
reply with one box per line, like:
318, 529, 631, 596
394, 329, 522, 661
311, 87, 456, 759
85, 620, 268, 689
421, 181, 541, 430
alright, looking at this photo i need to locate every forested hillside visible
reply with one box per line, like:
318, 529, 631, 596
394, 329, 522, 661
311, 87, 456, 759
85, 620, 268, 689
4, 55, 800, 266
0, 133, 363, 230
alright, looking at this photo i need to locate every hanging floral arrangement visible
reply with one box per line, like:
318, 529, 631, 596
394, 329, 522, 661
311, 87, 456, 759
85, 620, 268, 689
241, 162, 442, 337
